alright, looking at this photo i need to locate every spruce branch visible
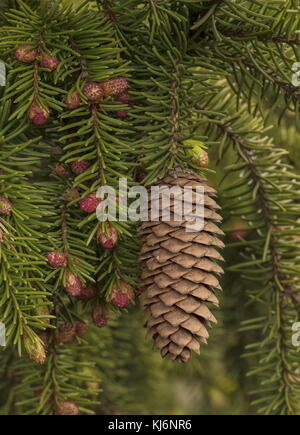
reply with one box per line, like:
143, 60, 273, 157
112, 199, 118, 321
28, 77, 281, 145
197, 83, 300, 413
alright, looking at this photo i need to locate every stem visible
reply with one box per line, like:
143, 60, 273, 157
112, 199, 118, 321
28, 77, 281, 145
170, 63, 181, 153
61, 201, 69, 257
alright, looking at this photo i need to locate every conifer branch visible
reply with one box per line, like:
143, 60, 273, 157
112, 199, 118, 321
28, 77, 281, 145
197, 84, 300, 413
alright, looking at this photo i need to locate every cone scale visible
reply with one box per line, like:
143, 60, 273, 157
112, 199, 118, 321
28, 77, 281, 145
140, 169, 224, 363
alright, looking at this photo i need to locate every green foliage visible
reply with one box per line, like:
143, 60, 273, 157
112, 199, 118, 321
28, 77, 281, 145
199, 82, 300, 413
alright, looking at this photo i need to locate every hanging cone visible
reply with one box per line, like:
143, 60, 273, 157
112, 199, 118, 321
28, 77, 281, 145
140, 169, 224, 363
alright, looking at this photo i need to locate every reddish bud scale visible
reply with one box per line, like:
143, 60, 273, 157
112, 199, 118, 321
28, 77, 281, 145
75, 321, 88, 338
64, 188, 80, 202
28, 103, 49, 126
102, 77, 128, 97
55, 401, 79, 415
65, 271, 84, 297
83, 82, 104, 102
51, 164, 67, 176
229, 230, 249, 239
47, 251, 67, 268
97, 224, 118, 249
92, 307, 108, 328
111, 282, 133, 308
40, 53, 59, 71
112, 290, 129, 308
15, 45, 37, 63
65, 91, 81, 109
71, 160, 90, 175
0, 197, 12, 215
80, 193, 101, 213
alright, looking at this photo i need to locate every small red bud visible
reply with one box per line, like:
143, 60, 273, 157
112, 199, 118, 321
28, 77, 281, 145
15, 45, 37, 63
83, 82, 104, 103
28, 103, 49, 126
92, 307, 108, 328
74, 321, 88, 338
65, 91, 81, 109
51, 163, 67, 176
40, 53, 59, 71
229, 231, 249, 239
102, 77, 128, 97
70, 160, 90, 175
0, 197, 12, 215
65, 271, 84, 297
80, 193, 101, 213
55, 401, 79, 415
64, 188, 80, 202
111, 281, 133, 308
97, 224, 118, 249
47, 251, 67, 268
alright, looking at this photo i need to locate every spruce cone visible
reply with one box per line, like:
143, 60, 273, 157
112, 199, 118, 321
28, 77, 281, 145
140, 169, 224, 363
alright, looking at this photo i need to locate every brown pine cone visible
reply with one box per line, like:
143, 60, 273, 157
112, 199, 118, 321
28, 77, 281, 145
140, 169, 224, 363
